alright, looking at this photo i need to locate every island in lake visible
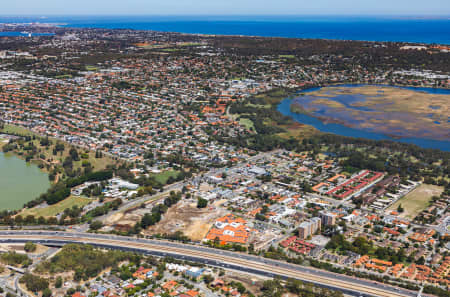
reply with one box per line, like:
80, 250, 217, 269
290, 85, 450, 141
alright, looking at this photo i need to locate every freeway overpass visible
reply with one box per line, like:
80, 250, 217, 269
0, 230, 420, 297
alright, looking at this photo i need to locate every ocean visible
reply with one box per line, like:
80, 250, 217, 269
0, 15, 449, 44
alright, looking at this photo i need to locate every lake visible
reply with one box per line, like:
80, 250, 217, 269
0, 152, 50, 211
277, 85, 450, 151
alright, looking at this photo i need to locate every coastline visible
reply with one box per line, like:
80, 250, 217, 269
2, 15, 450, 44
62, 16, 450, 45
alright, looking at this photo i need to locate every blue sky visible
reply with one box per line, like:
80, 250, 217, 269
2, 0, 449, 16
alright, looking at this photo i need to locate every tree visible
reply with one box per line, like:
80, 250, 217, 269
397, 204, 404, 213
255, 213, 266, 221
55, 276, 63, 288
24, 242, 37, 253
42, 288, 52, 297
89, 221, 103, 231
203, 274, 214, 284
66, 288, 76, 295
416, 256, 426, 265
261, 279, 284, 297
197, 197, 208, 208
69, 147, 80, 161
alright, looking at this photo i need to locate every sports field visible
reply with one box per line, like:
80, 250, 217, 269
388, 184, 443, 219
20, 196, 92, 217
151, 170, 180, 185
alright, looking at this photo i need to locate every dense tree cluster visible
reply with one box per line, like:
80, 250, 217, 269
35, 244, 141, 281
85, 198, 122, 218
65, 170, 113, 188
197, 197, 208, 208
24, 242, 37, 253
211, 36, 450, 72
261, 278, 344, 297
326, 234, 408, 265
20, 273, 49, 293
0, 251, 31, 267
139, 191, 182, 229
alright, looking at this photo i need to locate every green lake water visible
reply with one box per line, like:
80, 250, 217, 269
0, 152, 50, 211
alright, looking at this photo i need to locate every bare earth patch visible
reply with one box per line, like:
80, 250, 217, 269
144, 199, 227, 241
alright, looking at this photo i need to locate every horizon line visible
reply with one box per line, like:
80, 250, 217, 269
0, 13, 449, 17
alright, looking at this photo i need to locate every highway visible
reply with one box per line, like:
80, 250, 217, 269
0, 230, 420, 297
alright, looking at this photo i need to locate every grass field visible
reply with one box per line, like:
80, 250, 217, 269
239, 118, 255, 131
388, 184, 444, 219
55, 74, 73, 79
150, 170, 180, 185
160, 48, 182, 52
1, 124, 37, 137
27, 138, 115, 173
279, 54, 295, 59
21, 196, 92, 217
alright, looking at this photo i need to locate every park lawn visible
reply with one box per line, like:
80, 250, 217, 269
1, 123, 117, 173
177, 42, 203, 47
279, 54, 295, 59
388, 184, 444, 219
151, 170, 180, 185
21, 195, 92, 218
25, 138, 115, 172
239, 118, 254, 131
72, 150, 117, 172
1, 124, 37, 137
161, 48, 182, 52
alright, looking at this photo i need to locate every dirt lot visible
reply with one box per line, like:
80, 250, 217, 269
144, 199, 227, 241
224, 272, 267, 296
0, 243, 48, 255
0, 265, 9, 276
